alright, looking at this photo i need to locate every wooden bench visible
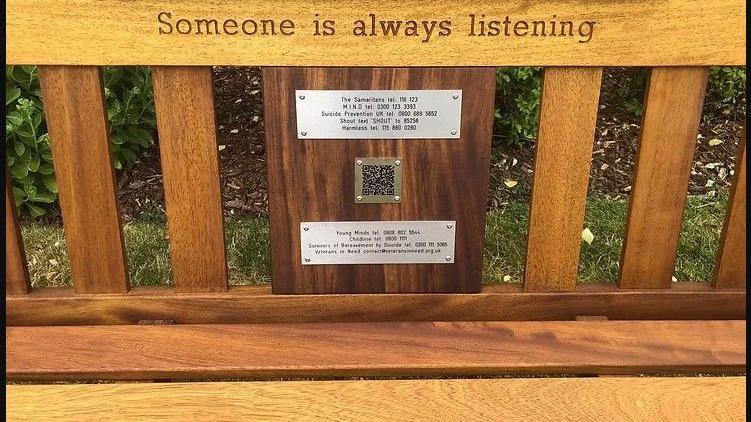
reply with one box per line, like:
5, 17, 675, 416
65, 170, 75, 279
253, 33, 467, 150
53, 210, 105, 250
5, 0, 746, 420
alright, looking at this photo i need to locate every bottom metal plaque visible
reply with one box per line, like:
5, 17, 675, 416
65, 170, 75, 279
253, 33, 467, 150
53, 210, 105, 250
300, 221, 456, 265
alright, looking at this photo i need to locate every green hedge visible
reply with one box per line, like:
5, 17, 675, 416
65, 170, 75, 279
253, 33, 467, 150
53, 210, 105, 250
493, 67, 543, 147
6, 66, 156, 216
493, 66, 746, 147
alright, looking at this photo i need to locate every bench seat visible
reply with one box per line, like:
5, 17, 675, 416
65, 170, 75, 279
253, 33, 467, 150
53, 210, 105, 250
6, 320, 745, 381
6, 377, 746, 421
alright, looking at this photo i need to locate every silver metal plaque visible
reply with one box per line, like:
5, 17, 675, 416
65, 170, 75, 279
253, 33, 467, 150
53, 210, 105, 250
300, 221, 456, 265
295, 90, 462, 139
354, 157, 403, 204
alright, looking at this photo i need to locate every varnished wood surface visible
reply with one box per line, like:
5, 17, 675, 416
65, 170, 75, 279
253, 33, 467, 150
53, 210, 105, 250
524, 67, 602, 292
152, 67, 228, 292
6, 320, 745, 380
6, 284, 745, 326
6, 377, 746, 421
619, 68, 709, 289
38, 66, 129, 293
264, 67, 495, 293
714, 139, 746, 288
6, 0, 746, 66
5, 167, 31, 295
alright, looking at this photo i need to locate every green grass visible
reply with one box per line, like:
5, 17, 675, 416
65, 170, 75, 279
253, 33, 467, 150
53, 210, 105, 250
21, 195, 728, 288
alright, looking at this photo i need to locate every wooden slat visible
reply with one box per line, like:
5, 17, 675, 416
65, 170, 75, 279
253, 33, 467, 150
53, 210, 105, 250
6, 284, 745, 326
38, 66, 128, 294
6, 0, 746, 66
5, 167, 31, 295
6, 320, 745, 380
525, 67, 602, 291
619, 67, 709, 289
714, 138, 746, 288
151, 67, 228, 293
6, 377, 746, 421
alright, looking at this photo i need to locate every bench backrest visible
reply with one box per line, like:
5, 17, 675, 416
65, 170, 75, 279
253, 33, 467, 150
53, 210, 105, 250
5, 0, 746, 326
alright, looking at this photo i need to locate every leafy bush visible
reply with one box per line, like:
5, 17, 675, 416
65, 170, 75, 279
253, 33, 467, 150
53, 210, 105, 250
493, 67, 542, 147
705, 67, 746, 120
605, 67, 746, 120
491, 66, 746, 147
6, 66, 54, 217
5, 66, 156, 216
610, 68, 648, 117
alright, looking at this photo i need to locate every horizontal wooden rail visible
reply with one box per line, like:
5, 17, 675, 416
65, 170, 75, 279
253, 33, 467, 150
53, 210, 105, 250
6, 0, 745, 66
6, 320, 745, 380
5, 284, 745, 325
6, 377, 746, 421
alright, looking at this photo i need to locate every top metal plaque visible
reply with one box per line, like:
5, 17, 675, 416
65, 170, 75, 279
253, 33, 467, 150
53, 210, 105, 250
295, 90, 462, 139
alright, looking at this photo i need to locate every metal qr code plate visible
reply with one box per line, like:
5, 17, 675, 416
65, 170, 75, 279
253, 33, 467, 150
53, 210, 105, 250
300, 221, 456, 265
354, 157, 402, 204
295, 90, 462, 139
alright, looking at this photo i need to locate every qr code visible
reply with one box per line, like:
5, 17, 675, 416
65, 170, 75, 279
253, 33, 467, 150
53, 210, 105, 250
361, 164, 396, 196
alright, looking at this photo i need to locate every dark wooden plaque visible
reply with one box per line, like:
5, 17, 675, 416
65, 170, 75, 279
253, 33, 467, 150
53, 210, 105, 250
263, 67, 495, 294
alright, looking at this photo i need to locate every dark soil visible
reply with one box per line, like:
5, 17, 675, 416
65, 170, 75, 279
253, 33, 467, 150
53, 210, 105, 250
117, 67, 744, 221
118, 67, 269, 220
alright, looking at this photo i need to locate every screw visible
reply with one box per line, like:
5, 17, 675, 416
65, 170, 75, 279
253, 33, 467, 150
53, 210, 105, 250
445, 256, 452, 261
304, 258, 311, 262
356, 160, 363, 166
303, 227, 309, 231
299, 95, 305, 100
450, 130, 457, 135
357, 195, 363, 201
446, 223, 453, 229
394, 160, 401, 166
301, 131, 307, 136
394, 196, 401, 202
453, 94, 459, 99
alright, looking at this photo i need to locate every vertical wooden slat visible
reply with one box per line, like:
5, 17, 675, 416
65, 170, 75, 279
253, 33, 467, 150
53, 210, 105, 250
619, 67, 709, 289
714, 137, 746, 288
151, 67, 228, 293
6, 168, 31, 294
524, 67, 603, 291
39, 66, 128, 294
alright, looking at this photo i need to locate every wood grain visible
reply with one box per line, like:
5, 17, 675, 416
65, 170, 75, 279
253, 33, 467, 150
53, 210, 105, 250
151, 67, 228, 292
525, 67, 602, 291
714, 138, 746, 288
6, 0, 746, 66
6, 377, 746, 421
264, 67, 495, 293
38, 66, 128, 294
6, 320, 745, 380
5, 167, 31, 295
6, 284, 745, 326
619, 68, 709, 289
